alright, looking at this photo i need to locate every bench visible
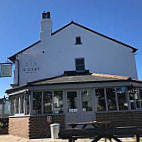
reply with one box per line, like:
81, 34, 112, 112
59, 126, 142, 142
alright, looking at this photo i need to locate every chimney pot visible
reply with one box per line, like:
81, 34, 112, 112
47, 12, 50, 18
42, 11, 50, 19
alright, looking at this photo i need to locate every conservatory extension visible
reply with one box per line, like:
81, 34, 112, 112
9, 85, 142, 116
6, 73, 142, 138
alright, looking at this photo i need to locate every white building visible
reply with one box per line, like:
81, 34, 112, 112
6, 12, 142, 139
9, 12, 137, 86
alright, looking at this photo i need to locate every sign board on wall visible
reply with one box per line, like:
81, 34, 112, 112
21, 53, 41, 74
0, 64, 12, 77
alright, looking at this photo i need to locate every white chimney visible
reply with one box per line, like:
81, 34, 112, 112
40, 12, 52, 41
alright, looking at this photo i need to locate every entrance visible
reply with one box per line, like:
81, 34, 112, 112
65, 89, 96, 127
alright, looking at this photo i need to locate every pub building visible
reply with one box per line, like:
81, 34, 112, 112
6, 12, 142, 138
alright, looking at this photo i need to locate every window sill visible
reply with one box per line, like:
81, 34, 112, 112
96, 109, 142, 113
9, 113, 65, 118
75, 43, 82, 45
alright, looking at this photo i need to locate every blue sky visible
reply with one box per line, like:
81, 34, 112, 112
0, 0, 142, 97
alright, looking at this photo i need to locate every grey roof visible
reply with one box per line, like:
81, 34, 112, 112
6, 73, 142, 94
29, 74, 130, 86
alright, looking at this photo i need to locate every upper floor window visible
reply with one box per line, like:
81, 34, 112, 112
75, 58, 85, 72
75, 37, 82, 45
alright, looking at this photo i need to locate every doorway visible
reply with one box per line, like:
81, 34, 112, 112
65, 89, 96, 127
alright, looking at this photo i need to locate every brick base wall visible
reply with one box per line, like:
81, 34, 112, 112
9, 117, 29, 138
0, 128, 8, 134
96, 111, 142, 127
9, 114, 65, 139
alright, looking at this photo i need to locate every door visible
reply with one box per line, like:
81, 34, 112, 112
65, 89, 95, 127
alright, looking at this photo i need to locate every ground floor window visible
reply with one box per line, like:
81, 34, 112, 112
9, 86, 142, 116
128, 87, 142, 110
43, 91, 52, 114
106, 88, 117, 111
33, 92, 42, 114
139, 89, 142, 106
81, 90, 92, 111
96, 87, 142, 112
67, 91, 78, 112
25, 94, 30, 115
95, 89, 106, 111
15, 97, 19, 114
54, 91, 63, 113
32, 90, 63, 114
10, 92, 30, 116
116, 87, 128, 110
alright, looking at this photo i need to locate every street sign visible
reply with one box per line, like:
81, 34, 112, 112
0, 63, 12, 77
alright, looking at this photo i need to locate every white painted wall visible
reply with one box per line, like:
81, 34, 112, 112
14, 18, 138, 85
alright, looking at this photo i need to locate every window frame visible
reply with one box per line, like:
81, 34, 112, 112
75, 36, 82, 45
75, 58, 85, 72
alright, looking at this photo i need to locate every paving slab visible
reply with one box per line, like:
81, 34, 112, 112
0, 135, 135, 142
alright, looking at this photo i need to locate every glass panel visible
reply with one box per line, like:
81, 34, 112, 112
54, 91, 63, 113
76, 65, 85, 71
81, 90, 92, 111
20, 94, 24, 113
106, 88, 117, 111
139, 89, 142, 108
135, 89, 140, 108
10, 97, 14, 115
116, 87, 128, 110
67, 91, 78, 112
33, 92, 42, 114
128, 87, 139, 110
76, 37, 82, 44
25, 94, 29, 115
95, 89, 106, 111
43, 91, 53, 114
76, 59, 84, 65
75, 58, 85, 72
15, 97, 19, 114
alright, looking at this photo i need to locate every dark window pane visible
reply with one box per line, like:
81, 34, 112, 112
75, 37, 82, 45
43, 91, 53, 114
116, 87, 128, 110
76, 59, 84, 65
81, 90, 92, 111
33, 92, 42, 114
54, 91, 63, 113
25, 94, 29, 115
106, 88, 117, 111
67, 91, 78, 112
76, 65, 85, 71
10, 97, 14, 115
20, 94, 24, 113
75, 58, 85, 72
139, 89, 142, 108
95, 89, 106, 111
128, 88, 140, 110
15, 97, 19, 114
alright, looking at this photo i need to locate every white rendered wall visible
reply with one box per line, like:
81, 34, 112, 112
15, 24, 138, 85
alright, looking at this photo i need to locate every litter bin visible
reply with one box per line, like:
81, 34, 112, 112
50, 123, 60, 139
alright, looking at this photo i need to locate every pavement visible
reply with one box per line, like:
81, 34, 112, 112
0, 135, 135, 142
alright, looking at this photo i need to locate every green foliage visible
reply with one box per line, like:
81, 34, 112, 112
0, 122, 8, 128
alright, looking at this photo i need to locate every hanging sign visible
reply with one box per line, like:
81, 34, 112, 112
0, 64, 12, 77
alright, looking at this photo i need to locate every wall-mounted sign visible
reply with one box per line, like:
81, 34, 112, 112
0, 64, 12, 77
21, 53, 40, 74
47, 116, 52, 123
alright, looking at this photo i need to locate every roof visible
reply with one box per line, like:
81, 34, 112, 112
52, 21, 137, 53
6, 73, 142, 94
8, 21, 137, 62
28, 73, 132, 86
9, 41, 41, 62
